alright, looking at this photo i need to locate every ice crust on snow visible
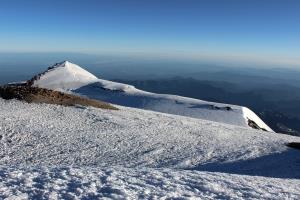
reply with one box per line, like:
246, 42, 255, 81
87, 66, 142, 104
32, 61, 273, 131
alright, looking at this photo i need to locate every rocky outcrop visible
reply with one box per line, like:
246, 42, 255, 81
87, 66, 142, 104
0, 84, 118, 110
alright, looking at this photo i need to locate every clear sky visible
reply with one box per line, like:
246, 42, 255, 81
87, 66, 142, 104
0, 0, 300, 67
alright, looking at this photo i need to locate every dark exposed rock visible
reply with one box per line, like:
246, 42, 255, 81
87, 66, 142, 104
247, 119, 267, 131
0, 84, 118, 110
286, 142, 300, 150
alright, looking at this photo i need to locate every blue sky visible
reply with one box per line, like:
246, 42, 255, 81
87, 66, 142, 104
0, 0, 300, 66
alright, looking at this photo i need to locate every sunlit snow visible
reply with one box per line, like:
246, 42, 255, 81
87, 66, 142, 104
33, 61, 272, 131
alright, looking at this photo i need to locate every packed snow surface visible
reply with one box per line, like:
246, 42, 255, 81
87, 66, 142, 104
1, 166, 300, 200
0, 99, 297, 170
0, 99, 300, 198
32, 61, 272, 131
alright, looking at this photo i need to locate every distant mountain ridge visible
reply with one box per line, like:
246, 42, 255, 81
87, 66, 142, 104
29, 61, 273, 131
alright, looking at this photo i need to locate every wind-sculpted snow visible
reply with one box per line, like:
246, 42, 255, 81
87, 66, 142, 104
32, 61, 273, 131
1, 166, 300, 200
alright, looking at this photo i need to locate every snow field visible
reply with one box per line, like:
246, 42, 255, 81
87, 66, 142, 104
0, 99, 299, 174
1, 99, 300, 199
0, 166, 299, 200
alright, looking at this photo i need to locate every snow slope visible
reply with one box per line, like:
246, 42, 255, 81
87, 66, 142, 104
32, 61, 98, 90
0, 99, 299, 174
0, 99, 300, 199
31, 61, 273, 131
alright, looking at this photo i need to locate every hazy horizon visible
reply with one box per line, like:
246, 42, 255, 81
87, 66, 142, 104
1, 0, 300, 68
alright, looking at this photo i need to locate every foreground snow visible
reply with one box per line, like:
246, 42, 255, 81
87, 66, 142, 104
1, 166, 300, 200
1, 99, 300, 198
0, 99, 298, 175
32, 61, 272, 131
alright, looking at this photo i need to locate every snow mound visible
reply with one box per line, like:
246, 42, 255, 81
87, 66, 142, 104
32, 61, 98, 90
31, 61, 272, 131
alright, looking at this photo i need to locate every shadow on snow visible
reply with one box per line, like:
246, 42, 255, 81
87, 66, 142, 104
190, 148, 300, 179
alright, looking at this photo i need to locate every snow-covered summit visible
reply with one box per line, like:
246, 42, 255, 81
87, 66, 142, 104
30, 61, 273, 131
31, 61, 98, 90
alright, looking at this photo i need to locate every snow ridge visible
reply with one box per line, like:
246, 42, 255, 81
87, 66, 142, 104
31, 61, 273, 131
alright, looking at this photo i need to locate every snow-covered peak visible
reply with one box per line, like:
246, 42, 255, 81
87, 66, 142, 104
30, 61, 273, 131
31, 61, 98, 90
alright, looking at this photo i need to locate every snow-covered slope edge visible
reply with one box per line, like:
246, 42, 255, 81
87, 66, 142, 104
31, 61, 273, 131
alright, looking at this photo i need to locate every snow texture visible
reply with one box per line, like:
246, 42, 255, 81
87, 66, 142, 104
0, 99, 300, 199
1, 166, 300, 200
0, 99, 298, 171
33, 61, 272, 131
